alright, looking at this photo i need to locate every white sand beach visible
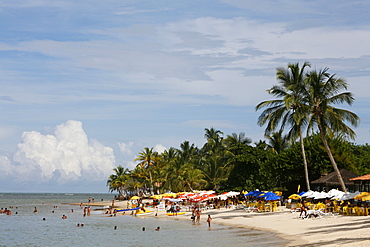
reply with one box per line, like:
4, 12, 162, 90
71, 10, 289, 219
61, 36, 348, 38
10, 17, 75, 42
206, 208, 370, 247
76, 200, 370, 246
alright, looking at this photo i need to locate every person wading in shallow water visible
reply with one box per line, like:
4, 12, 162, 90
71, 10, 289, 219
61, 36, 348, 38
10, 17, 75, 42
196, 209, 201, 225
207, 215, 212, 227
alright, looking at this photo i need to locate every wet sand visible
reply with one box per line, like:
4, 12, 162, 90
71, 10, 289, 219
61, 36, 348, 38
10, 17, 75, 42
73, 200, 370, 246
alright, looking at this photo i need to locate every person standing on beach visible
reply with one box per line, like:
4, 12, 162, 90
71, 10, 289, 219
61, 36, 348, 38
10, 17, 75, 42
207, 215, 212, 227
299, 200, 307, 218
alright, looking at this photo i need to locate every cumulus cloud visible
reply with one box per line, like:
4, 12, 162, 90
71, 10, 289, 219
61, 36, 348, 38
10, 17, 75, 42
10, 120, 115, 184
153, 144, 167, 154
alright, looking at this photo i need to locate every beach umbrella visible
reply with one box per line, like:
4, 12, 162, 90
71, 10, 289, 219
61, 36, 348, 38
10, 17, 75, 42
162, 193, 177, 198
245, 190, 262, 197
327, 189, 344, 199
218, 195, 228, 200
314, 191, 330, 199
223, 191, 240, 197
274, 191, 283, 196
300, 190, 313, 197
306, 191, 320, 198
265, 194, 281, 201
288, 194, 302, 200
354, 192, 370, 200
339, 191, 360, 201
151, 195, 162, 199
360, 194, 370, 201
130, 196, 140, 200
328, 189, 345, 200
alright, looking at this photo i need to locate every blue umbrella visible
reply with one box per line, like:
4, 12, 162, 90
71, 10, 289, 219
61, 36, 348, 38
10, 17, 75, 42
265, 194, 281, 201
298, 191, 306, 196
257, 192, 275, 198
245, 190, 262, 197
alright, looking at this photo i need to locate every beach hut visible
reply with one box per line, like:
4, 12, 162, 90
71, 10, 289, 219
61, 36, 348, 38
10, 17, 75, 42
311, 169, 358, 192
350, 174, 370, 192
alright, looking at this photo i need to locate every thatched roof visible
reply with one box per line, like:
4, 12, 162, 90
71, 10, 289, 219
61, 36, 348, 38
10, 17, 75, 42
311, 169, 358, 186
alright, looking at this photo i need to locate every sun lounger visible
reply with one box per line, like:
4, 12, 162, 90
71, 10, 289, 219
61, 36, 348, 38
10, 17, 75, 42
244, 206, 260, 213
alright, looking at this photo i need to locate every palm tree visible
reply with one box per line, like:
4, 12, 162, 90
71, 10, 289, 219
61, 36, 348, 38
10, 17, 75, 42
183, 164, 206, 191
134, 147, 157, 195
106, 165, 130, 197
305, 68, 359, 191
203, 127, 224, 153
256, 62, 312, 190
266, 130, 289, 154
224, 132, 251, 147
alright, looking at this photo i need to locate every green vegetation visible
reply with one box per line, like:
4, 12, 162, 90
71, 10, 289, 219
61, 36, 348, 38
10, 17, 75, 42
107, 62, 364, 196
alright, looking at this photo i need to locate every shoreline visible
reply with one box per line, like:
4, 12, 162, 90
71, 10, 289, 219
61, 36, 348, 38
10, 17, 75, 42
72, 200, 370, 246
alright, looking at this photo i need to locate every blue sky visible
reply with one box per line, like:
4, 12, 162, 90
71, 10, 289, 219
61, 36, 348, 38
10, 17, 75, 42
0, 0, 369, 193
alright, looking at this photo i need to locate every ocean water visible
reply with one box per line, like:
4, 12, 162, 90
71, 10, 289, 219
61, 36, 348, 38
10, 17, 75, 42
0, 193, 288, 247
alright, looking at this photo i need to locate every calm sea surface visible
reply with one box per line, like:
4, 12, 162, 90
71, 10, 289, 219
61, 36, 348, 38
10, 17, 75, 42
0, 193, 288, 247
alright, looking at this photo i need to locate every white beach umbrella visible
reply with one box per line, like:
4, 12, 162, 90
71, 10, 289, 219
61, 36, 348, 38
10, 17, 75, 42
339, 191, 360, 201
327, 189, 344, 200
314, 191, 329, 199
306, 191, 320, 198
223, 191, 240, 197
301, 190, 314, 197
218, 195, 228, 200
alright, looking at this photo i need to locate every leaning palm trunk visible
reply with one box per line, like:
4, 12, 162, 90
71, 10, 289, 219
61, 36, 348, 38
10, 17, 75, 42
318, 124, 347, 192
299, 130, 310, 191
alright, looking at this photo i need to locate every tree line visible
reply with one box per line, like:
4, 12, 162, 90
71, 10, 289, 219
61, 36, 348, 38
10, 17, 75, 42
107, 62, 367, 197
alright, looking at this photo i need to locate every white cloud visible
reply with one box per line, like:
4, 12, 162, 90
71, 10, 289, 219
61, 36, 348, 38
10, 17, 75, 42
153, 144, 166, 154
0, 154, 13, 177
118, 141, 134, 157
11, 120, 115, 184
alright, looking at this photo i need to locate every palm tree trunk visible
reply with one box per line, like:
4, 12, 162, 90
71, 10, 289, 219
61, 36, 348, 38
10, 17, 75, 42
149, 170, 154, 196
318, 123, 347, 192
299, 130, 310, 191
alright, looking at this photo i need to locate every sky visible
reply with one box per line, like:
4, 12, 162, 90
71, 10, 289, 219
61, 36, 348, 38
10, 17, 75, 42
0, 0, 369, 193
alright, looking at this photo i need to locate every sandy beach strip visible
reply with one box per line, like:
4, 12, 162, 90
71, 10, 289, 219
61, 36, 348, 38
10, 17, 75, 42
72, 200, 370, 246
193, 208, 370, 247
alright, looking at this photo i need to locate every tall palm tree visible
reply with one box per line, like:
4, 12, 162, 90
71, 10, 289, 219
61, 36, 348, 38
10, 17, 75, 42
134, 147, 157, 195
256, 62, 312, 190
106, 165, 130, 197
203, 127, 224, 152
305, 68, 359, 191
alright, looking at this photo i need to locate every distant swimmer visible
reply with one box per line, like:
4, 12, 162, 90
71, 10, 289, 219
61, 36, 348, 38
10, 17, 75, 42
114, 226, 117, 230
34, 207, 38, 213
142, 227, 146, 231
77, 223, 80, 227
155, 226, 160, 231
42, 218, 46, 221
62, 215, 67, 219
